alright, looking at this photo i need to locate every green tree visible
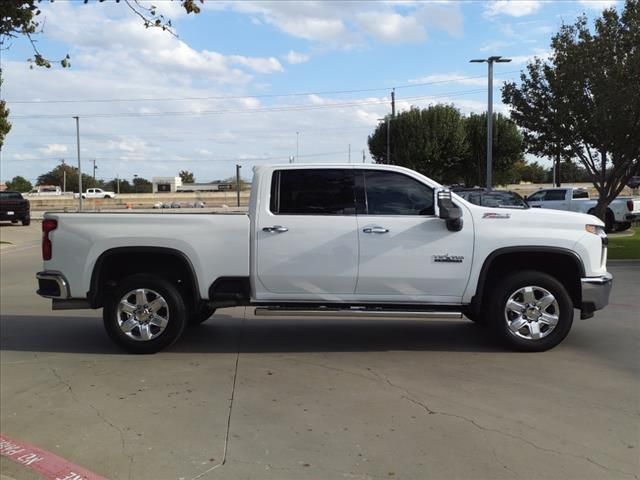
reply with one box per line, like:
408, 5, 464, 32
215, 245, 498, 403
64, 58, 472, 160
5, 175, 32, 192
461, 112, 524, 187
502, 0, 640, 220
0, 71, 10, 148
512, 160, 548, 183
132, 176, 152, 193
179, 170, 195, 183
368, 105, 467, 184
103, 178, 134, 194
37, 164, 100, 192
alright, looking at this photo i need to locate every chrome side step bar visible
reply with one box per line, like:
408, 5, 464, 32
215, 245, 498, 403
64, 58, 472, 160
254, 307, 462, 320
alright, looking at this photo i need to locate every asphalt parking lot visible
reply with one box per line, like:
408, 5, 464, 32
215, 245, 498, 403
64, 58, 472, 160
1, 222, 639, 480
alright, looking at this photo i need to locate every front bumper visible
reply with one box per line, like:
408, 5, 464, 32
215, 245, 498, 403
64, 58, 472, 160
36, 271, 70, 299
580, 273, 613, 319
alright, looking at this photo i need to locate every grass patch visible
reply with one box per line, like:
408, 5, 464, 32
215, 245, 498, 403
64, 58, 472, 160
608, 227, 640, 260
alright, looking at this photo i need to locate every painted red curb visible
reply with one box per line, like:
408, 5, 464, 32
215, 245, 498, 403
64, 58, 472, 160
0, 434, 107, 480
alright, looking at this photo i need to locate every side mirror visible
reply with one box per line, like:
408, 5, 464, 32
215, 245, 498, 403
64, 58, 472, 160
437, 191, 463, 232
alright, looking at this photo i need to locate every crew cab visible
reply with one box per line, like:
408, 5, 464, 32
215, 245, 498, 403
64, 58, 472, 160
36, 164, 612, 354
0, 191, 31, 226
74, 188, 116, 199
526, 187, 639, 232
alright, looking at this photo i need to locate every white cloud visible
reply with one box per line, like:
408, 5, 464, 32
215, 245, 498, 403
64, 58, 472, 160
39, 144, 68, 155
357, 11, 426, 43
480, 40, 512, 52
577, 0, 618, 10
216, 1, 462, 45
284, 50, 310, 65
484, 1, 543, 18
229, 55, 284, 74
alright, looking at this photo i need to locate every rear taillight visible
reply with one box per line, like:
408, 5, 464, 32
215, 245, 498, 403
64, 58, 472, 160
627, 200, 633, 211
42, 219, 57, 260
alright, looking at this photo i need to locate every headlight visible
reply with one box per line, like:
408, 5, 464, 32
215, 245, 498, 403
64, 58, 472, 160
585, 224, 606, 237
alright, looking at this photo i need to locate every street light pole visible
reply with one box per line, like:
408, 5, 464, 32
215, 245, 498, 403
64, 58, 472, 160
236, 164, 242, 207
470, 55, 511, 190
73, 116, 83, 211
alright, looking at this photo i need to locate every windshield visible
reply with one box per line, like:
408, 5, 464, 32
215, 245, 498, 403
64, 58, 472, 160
0, 192, 24, 200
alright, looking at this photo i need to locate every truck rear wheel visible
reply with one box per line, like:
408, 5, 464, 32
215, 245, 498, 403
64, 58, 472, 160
488, 271, 573, 352
103, 274, 187, 354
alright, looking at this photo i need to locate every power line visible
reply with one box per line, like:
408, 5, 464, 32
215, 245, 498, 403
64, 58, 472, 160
5, 72, 520, 104
1, 150, 351, 164
10, 89, 487, 119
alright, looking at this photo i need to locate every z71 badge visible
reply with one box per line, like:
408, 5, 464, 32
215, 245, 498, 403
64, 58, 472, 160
433, 254, 464, 263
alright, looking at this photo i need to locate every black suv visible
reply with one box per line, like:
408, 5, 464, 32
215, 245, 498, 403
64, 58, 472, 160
0, 191, 31, 226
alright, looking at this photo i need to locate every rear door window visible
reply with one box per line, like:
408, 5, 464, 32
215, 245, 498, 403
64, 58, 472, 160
270, 169, 356, 215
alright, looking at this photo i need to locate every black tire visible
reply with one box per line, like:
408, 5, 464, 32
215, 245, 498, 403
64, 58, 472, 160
104, 195, 112, 199
604, 210, 614, 233
189, 304, 216, 325
488, 270, 573, 352
103, 274, 187, 354
21, 216, 30, 226
614, 222, 631, 232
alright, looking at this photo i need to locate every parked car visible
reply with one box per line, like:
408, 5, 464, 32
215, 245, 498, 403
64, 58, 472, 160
525, 187, 639, 232
452, 188, 529, 209
36, 164, 612, 354
74, 188, 116, 199
627, 176, 640, 189
27, 185, 63, 196
0, 191, 31, 226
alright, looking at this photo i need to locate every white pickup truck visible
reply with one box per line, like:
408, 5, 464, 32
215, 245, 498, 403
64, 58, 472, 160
37, 164, 612, 354
74, 188, 117, 199
526, 187, 639, 232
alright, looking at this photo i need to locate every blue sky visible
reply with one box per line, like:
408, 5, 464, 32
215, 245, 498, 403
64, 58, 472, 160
0, 0, 620, 185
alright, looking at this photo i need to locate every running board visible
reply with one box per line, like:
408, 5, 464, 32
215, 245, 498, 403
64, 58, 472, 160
254, 307, 462, 320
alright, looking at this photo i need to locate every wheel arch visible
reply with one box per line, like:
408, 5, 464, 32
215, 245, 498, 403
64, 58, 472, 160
89, 247, 201, 309
471, 247, 585, 315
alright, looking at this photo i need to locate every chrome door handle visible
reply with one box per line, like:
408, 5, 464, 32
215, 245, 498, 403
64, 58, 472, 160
263, 225, 289, 233
363, 226, 389, 234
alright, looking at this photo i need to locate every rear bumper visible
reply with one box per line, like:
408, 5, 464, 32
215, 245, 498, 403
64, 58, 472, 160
624, 213, 639, 221
36, 271, 70, 299
580, 273, 613, 319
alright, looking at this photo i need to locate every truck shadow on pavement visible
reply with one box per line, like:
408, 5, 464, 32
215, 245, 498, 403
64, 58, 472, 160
0, 314, 501, 354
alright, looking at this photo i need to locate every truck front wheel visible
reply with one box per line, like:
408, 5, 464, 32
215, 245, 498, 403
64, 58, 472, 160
489, 271, 573, 352
103, 274, 187, 354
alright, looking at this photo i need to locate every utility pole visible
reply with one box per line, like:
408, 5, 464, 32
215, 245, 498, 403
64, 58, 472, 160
117, 174, 120, 194
391, 88, 395, 117
470, 56, 512, 190
92, 159, 97, 182
235, 164, 242, 207
362, 149, 365, 164
386, 117, 390, 164
348, 144, 351, 163
73, 116, 83, 211
60, 158, 66, 193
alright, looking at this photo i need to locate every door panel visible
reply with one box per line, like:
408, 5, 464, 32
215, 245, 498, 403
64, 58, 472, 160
355, 169, 473, 300
256, 168, 358, 296
357, 216, 473, 299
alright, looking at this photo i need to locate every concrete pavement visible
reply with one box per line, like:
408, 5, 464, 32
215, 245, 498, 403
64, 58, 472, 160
1, 223, 638, 479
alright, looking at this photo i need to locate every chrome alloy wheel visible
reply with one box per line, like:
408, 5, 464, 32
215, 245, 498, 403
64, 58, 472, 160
116, 288, 169, 341
504, 285, 559, 341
